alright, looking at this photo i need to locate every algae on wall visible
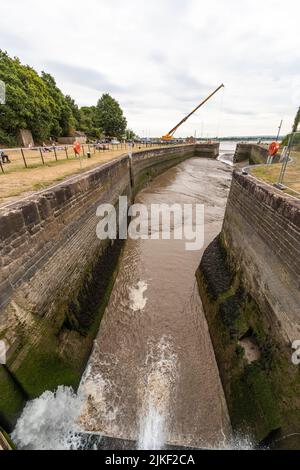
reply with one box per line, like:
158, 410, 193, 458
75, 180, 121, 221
0, 366, 27, 431
0, 237, 124, 432
196, 235, 300, 449
0, 145, 197, 434
132, 149, 195, 196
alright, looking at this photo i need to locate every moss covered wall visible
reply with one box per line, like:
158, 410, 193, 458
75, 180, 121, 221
196, 171, 300, 448
0, 143, 217, 431
0, 155, 131, 430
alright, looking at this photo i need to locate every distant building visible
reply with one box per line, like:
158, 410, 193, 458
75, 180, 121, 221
17, 129, 34, 148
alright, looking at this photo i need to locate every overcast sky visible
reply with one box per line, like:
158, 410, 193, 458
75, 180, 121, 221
1, 0, 300, 137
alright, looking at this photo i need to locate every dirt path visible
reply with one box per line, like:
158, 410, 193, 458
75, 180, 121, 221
0, 144, 170, 205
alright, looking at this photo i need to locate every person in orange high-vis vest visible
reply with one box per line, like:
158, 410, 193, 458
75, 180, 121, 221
73, 140, 81, 156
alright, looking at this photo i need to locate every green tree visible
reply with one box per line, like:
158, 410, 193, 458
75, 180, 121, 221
41, 72, 77, 138
95, 93, 127, 139
0, 51, 79, 145
65, 95, 80, 128
0, 51, 133, 146
78, 106, 103, 139
0, 51, 52, 144
125, 128, 138, 140
292, 106, 300, 133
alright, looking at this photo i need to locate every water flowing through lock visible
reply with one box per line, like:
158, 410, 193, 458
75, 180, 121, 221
12, 144, 255, 450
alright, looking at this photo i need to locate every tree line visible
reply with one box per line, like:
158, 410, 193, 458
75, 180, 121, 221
0, 50, 134, 146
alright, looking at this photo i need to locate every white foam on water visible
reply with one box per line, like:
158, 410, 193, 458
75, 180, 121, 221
11, 346, 256, 451
11, 386, 85, 450
215, 430, 256, 450
129, 280, 148, 311
217, 153, 234, 166
137, 336, 177, 450
11, 363, 112, 450
137, 403, 165, 450
78, 368, 120, 436
226, 435, 256, 450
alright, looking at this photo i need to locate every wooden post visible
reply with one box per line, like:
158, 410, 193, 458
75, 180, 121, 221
0, 159, 4, 174
54, 146, 58, 161
65, 146, 69, 159
21, 148, 28, 168
39, 148, 45, 165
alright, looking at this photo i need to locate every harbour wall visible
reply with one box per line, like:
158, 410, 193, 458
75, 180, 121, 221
233, 143, 276, 164
196, 170, 300, 447
0, 143, 216, 430
194, 142, 219, 159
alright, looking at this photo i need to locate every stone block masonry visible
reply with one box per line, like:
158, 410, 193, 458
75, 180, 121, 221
197, 170, 300, 447
233, 143, 272, 164
0, 154, 132, 429
223, 171, 300, 342
0, 143, 217, 430
194, 142, 219, 159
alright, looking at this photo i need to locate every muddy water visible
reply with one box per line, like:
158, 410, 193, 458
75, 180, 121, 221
79, 157, 233, 448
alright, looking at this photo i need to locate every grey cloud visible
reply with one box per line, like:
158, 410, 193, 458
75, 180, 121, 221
0, 31, 30, 52
223, 106, 257, 116
46, 61, 129, 94
169, 70, 210, 92
0, 0, 299, 136
148, 51, 211, 94
149, 51, 168, 65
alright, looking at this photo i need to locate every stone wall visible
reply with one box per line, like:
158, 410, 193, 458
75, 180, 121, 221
194, 142, 219, 159
58, 136, 87, 144
233, 143, 270, 164
196, 171, 300, 446
0, 143, 215, 429
131, 144, 195, 194
16, 129, 34, 148
0, 155, 131, 429
222, 171, 300, 342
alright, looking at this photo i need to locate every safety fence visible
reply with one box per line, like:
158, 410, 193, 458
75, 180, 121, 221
0, 141, 182, 175
277, 133, 300, 197
250, 133, 300, 199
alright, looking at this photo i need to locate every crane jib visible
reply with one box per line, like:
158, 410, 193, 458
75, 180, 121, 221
164, 83, 224, 139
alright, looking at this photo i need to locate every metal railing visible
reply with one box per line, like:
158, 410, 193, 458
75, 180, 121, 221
276, 131, 300, 197
0, 141, 187, 175
245, 133, 300, 199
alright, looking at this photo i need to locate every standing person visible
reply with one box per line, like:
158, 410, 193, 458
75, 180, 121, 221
0, 150, 10, 163
42, 142, 52, 152
73, 140, 82, 169
73, 140, 81, 157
